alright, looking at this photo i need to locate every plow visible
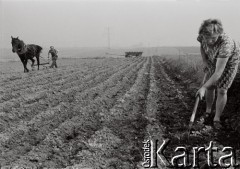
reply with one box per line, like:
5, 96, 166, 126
29, 56, 50, 68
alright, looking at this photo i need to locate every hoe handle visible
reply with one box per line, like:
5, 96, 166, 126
189, 73, 207, 124
190, 96, 200, 123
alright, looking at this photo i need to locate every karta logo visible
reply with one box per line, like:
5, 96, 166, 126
142, 139, 239, 168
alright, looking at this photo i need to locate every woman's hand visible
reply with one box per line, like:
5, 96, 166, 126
203, 66, 209, 73
196, 86, 207, 100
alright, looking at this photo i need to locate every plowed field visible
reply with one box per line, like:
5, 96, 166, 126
0, 56, 239, 168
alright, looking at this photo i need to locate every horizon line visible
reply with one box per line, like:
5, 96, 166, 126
1, 46, 200, 50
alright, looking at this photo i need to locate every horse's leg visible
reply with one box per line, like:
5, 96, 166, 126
23, 59, 29, 72
36, 55, 40, 70
22, 62, 26, 72
19, 56, 26, 72
30, 58, 35, 68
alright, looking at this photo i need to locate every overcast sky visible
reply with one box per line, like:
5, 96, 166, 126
1, 0, 240, 48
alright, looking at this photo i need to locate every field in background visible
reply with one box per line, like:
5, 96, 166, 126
0, 46, 200, 62
0, 58, 97, 74
1, 53, 240, 168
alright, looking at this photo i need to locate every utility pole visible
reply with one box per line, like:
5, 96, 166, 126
108, 27, 110, 49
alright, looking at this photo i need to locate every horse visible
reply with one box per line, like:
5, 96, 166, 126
11, 36, 42, 72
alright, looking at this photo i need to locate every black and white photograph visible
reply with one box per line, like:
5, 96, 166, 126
0, 0, 240, 168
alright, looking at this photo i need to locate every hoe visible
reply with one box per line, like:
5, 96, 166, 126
188, 73, 207, 138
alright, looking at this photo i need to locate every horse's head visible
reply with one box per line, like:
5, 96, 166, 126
11, 36, 25, 54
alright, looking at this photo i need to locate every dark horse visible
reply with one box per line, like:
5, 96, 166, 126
11, 36, 42, 72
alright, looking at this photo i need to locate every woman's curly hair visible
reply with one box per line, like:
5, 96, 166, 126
199, 19, 224, 36
197, 19, 224, 42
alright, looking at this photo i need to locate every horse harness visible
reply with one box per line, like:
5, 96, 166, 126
17, 43, 40, 58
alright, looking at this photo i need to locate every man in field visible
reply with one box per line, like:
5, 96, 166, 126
48, 46, 58, 68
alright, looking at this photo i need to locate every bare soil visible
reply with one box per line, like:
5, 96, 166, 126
0, 57, 239, 169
